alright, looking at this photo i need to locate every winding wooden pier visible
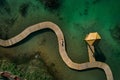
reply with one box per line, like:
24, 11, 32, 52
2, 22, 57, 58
0, 21, 113, 80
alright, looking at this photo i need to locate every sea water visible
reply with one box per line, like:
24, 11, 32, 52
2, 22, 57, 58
0, 0, 120, 80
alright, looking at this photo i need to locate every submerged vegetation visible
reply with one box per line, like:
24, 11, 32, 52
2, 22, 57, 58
0, 57, 54, 80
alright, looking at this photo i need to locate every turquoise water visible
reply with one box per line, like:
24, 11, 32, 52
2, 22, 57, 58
0, 0, 120, 80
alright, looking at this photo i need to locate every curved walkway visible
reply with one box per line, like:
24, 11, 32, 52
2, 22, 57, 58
0, 21, 113, 80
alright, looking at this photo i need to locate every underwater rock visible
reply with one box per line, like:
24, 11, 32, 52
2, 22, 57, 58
38, 0, 61, 10
0, 0, 11, 15
84, 1, 89, 15
79, 12, 82, 16
85, 1, 90, 5
92, 0, 101, 4
39, 38, 46, 46
11, 52, 35, 65
110, 24, 120, 41
5, 16, 17, 25
0, 26, 9, 39
84, 8, 88, 15
50, 63, 55, 67
0, 0, 6, 7
19, 3, 30, 17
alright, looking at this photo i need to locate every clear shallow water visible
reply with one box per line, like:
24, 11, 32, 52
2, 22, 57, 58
0, 0, 120, 80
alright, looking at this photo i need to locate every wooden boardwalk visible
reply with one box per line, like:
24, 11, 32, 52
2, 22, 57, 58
0, 21, 113, 80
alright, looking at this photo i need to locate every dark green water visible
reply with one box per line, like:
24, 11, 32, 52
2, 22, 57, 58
0, 0, 120, 80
